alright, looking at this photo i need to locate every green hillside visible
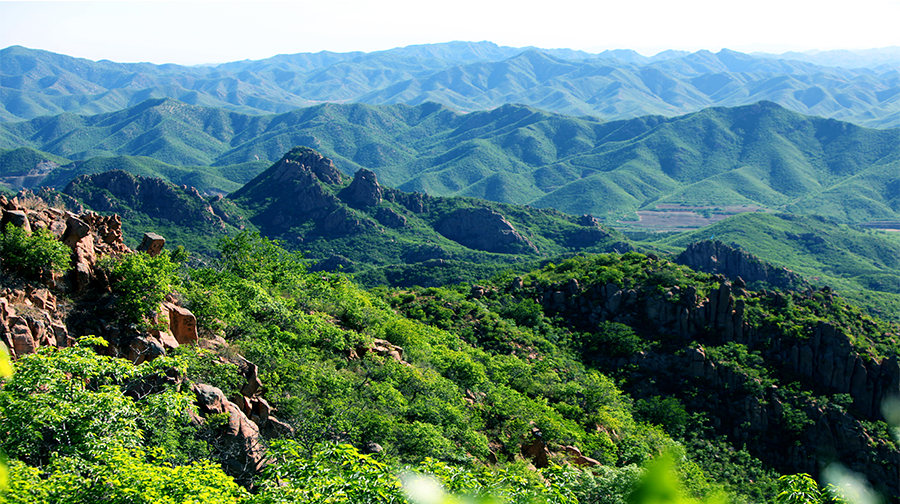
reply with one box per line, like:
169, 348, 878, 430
2, 100, 897, 226
1, 147, 268, 196
2, 216, 897, 503
58, 148, 628, 281
646, 212, 900, 320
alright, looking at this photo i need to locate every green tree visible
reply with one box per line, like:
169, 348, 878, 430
103, 250, 179, 328
0, 343, 11, 492
218, 231, 308, 289
775, 474, 822, 504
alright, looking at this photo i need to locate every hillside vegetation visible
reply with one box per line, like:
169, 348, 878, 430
645, 212, 900, 320
15, 146, 898, 320
2, 100, 898, 226
1, 198, 897, 503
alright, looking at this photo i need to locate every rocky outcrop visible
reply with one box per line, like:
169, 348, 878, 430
0, 287, 70, 360
0, 193, 197, 362
137, 232, 166, 256
541, 276, 898, 421
0, 193, 127, 292
269, 146, 344, 186
677, 240, 806, 290
63, 171, 226, 230
230, 147, 354, 235
0, 195, 292, 489
348, 338, 407, 365
520, 429, 550, 469
563, 445, 601, 467
435, 208, 538, 254
375, 207, 407, 229
322, 207, 376, 235
401, 244, 451, 263
344, 168, 382, 207
193, 384, 268, 483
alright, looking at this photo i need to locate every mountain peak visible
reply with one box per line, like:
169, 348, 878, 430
274, 146, 344, 186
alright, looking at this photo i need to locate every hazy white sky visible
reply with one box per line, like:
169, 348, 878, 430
1, 0, 898, 65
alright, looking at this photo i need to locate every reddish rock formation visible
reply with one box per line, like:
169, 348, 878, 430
193, 383, 268, 482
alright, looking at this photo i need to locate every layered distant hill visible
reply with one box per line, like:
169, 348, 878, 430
2, 42, 899, 127
2, 99, 898, 225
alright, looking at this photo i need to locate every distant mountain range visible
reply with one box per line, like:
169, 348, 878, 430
2, 99, 897, 225
2, 42, 898, 127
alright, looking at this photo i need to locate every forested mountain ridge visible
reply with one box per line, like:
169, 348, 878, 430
3, 100, 898, 226
48, 147, 630, 285
2, 43, 898, 127
0, 191, 897, 502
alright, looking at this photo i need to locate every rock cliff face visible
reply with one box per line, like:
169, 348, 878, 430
230, 147, 376, 236
525, 270, 899, 496
677, 240, 806, 290
435, 208, 538, 254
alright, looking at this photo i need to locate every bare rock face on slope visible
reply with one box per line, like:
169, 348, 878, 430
63, 170, 226, 230
230, 147, 380, 236
676, 240, 806, 290
344, 168, 382, 207
192, 383, 268, 484
435, 207, 538, 254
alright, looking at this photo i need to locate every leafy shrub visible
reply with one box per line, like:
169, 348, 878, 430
0, 223, 70, 278
578, 321, 646, 358
501, 298, 544, 327
102, 250, 179, 328
634, 396, 690, 437
218, 230, 307, 290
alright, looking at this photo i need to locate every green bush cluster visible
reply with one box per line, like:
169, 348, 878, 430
100, 248, 185, 329
0, 223, 71, 278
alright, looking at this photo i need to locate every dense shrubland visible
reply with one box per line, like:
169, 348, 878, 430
1, 230, 897, 503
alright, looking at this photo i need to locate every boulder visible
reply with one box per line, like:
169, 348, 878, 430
9, 316, 36, 356
165, 303, 198, 345
126, 335, 166, 365
137, 232, 166, 257
240, 361, 264, 398
521, 432, 550, 469
1, 210, 31, 233
375, 207, 407, 228
61, 216, 91, 248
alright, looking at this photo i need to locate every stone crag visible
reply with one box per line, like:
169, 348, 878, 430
676, 240, 807, 290
63, 170, 227, 230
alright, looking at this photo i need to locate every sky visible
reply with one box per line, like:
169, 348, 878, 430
1, 0, 899, 65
